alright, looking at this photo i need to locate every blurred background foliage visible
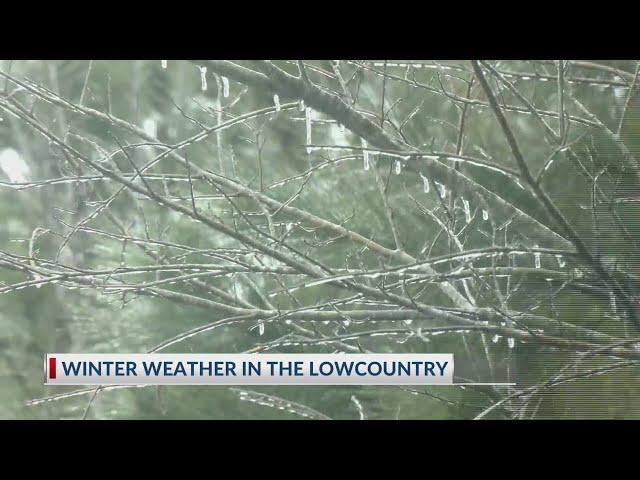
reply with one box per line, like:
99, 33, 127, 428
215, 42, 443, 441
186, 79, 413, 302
1, 60, 639, 419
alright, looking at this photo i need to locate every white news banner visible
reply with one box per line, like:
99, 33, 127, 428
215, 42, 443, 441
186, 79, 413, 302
45, 353, 454, 386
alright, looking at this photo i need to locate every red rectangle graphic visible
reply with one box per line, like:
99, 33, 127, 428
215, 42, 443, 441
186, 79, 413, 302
49, 357, 56, 379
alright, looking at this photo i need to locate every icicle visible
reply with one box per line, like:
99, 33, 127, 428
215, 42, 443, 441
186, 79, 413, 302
435, 181, 446, 198
199, 66, 207, 91
273, 94, 281, 112
534, 246, 541, 269
508, 337, 515, 349
610, 291, 617, 314
403, 319, 413, 326
298, 100, 305, 111
492, 334, 501, 343
462, 198, 471, 223
394, 159, 402, 175
305, 107, 312, 154
221, 76, 229, 98
258, 322, 265, 336
351, 395, 365, 420
556, 254, 566, 268
482, 209, 489, 221
420, 173, 430, 193
161, 60, 167, 69
362, 140, 370, 171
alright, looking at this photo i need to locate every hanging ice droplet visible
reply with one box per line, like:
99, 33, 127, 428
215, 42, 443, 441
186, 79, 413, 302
610, 291, 617, 314
462, 198, 471, 223
305, 107, 312, 154
420, 173, 430, 193
403, 319, 413, 325
199, 66, 207, 91
343, 319, 351, 327
492, 334, 501, 343
221, 76, 229, 98
556, 254, 566, 268
482, 209, 489, 221
534, 246, 541, 269
395, 160, 402, 175
258, 322, 265, 336
273, 94, 281, 112
298, 100, 305, 111
362, 140, 370, 171
161, 60, 167, 69
508, 337, 515, 349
